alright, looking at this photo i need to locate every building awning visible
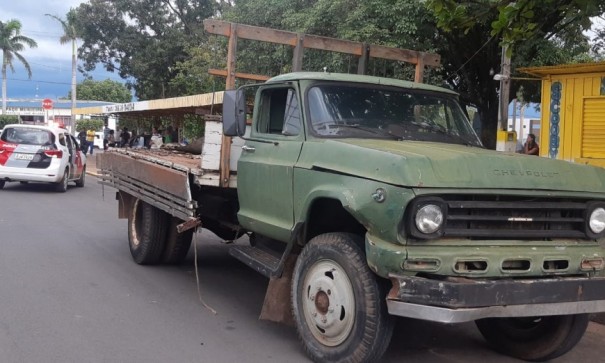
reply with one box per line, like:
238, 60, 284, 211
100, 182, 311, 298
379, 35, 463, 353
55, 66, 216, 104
73, 91, 225, 119
518, 62, 605, 77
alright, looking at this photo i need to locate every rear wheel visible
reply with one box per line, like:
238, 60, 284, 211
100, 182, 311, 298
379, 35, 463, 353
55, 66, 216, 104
0, 180, 4, 189
291, 233, 394, 363
161, 217, 194, 264
75, 167, 86, 187
475, 313, 589, 361
128, 199, 169, 265
55, 168, 69, 193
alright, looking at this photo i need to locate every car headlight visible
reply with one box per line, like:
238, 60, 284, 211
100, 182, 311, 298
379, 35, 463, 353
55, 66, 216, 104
589, 207, 605, 234
407, 198, 447, 239
415, 204, 444, 234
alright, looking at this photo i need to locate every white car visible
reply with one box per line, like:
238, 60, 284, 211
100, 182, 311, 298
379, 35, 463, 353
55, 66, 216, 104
0, 124, 87, 192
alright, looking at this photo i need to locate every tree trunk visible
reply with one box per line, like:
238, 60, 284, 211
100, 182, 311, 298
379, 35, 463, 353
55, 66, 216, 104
71, 39, 77, 133
2, 62, 7, 114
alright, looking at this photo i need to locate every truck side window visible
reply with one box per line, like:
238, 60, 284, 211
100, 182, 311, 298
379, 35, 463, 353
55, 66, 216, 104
258, 88, 301, 136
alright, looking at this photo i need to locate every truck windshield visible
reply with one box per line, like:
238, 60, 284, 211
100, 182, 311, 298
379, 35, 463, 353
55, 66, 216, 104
307, 83, 482, 147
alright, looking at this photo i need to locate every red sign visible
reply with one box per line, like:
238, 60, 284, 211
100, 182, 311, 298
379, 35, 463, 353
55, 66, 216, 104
42, 98, 53, 110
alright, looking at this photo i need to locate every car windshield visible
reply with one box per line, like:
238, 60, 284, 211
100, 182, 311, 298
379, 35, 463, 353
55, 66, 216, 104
307, 83, 483, 147
1, 127, 55, 146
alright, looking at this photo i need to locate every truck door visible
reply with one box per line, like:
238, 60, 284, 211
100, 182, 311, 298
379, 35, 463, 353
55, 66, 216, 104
237, 85, 304, 242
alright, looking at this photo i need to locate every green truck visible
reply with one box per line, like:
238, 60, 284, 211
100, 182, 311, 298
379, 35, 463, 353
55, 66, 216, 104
98, 72, 605, 363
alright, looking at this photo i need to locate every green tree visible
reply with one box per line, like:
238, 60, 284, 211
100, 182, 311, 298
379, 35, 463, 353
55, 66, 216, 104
69, 79, 132, 103
427, 0, 605, 147
46, 10, 80, 124
0, 114, 18, 128
75, 118, 104, 132
72, 0, 217, 100
0, 19, 37, 113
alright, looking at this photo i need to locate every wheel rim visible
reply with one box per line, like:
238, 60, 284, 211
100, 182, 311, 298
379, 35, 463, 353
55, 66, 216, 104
301, 259, 355, 347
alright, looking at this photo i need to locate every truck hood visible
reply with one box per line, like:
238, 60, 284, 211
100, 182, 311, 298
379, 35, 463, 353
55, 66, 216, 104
299, 139, 605, 192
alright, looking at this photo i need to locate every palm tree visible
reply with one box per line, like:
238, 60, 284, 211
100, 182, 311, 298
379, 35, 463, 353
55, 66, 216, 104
46, 11, 78, 131
0, 19, 37, 113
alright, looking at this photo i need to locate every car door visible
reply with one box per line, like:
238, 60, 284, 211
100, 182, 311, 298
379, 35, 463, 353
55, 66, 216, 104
236, 84, 304, 242
64, 133, 83, 179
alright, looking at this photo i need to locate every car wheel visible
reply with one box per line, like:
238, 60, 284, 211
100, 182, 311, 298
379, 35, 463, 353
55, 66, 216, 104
161, 217, 194, 264
55, 168, 69, 193
475, 313, 589, 361
128, 199, 169, 265
0, 180, 4, 190
291, 233, 395, 363
75, 166, 86, 187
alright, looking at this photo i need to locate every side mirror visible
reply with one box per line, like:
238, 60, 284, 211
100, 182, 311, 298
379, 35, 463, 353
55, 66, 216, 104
222, 89, 246, 137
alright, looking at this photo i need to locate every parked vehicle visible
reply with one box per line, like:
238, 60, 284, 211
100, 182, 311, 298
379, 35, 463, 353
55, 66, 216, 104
95, 71, 605, 363
0, 124, 86, 192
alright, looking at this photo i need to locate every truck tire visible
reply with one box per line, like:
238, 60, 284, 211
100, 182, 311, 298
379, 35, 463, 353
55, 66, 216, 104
291, 233, 394, 363
475, 313, 589, 361
128, 199, 169, 265
161, 217, 193, 264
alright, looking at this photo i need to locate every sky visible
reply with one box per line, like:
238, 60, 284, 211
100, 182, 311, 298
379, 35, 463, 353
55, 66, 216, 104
1, 0, 126, 101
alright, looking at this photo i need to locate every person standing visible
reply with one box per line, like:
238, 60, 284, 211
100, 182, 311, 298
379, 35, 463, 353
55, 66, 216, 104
120, 127, 131, 147
103, 126, 110, 150
77, 130, 88, 156
523, 133, 539, 155
86, 128, 96, 155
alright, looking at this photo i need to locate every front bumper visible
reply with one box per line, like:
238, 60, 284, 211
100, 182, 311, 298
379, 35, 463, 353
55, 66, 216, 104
387, 274, 605, 323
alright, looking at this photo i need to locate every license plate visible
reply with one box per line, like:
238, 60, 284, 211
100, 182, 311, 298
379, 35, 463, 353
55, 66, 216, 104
14, 153, 34, 161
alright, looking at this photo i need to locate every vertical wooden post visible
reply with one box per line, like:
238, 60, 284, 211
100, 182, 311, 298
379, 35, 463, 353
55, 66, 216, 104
220, 23, 238, 188
414, 57, 425, 83
357, 44, 369, 75
292, 34, 304, 72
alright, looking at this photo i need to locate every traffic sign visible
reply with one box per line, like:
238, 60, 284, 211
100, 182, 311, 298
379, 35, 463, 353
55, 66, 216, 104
42, 98, 53, 110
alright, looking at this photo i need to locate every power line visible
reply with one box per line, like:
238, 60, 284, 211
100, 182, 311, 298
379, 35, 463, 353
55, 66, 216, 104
446, 34, 496, 82
5, 78, 71, 86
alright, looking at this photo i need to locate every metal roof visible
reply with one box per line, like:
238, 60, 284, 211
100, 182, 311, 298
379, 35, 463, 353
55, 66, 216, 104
73, 91, 225, 118
6, 100, 115, 109
518, 62, 605, 77
268, 72, 458, 95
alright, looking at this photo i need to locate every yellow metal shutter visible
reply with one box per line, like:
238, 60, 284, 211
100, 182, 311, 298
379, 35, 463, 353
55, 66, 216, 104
582, 98, 605, 158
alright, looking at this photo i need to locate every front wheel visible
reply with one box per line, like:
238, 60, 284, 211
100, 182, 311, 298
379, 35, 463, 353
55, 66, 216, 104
476, 313, 589, 361
291, 233, 394, 363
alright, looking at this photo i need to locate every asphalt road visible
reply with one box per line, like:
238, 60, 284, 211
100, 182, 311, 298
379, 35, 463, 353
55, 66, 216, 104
1, 175, 605, 362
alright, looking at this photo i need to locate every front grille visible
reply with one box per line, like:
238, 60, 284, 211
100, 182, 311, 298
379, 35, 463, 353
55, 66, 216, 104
442, 196, 590, 240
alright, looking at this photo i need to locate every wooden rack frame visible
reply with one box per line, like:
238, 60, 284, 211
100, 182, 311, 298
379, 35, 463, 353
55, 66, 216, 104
203, 19, 441, 187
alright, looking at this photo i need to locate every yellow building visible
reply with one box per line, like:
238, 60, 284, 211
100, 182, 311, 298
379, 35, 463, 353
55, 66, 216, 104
519, 62, 605, 167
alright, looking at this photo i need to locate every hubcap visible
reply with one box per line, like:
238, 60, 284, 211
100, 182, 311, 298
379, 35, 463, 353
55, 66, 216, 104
302, 259, 355, 346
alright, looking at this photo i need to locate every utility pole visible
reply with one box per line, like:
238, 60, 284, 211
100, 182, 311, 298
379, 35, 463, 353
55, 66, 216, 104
498, 46, 511, 131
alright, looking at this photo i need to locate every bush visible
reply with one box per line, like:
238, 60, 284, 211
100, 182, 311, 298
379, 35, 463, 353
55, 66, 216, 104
75, 118, 104, 133
0, 115, 19, 128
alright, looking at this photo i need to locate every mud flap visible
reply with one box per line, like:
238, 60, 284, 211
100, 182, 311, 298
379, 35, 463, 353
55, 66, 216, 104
259, 255, 297, 326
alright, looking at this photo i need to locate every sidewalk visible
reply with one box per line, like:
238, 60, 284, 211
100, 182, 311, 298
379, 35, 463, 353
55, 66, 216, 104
85, 151, 100, 177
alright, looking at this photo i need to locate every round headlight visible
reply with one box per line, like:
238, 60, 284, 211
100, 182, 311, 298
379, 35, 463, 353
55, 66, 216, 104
589, 207, 605, 234
415, 204, 444, 234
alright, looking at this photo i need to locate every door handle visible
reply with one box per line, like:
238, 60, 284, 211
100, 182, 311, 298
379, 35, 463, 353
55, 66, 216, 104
241, 145, 256, 152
